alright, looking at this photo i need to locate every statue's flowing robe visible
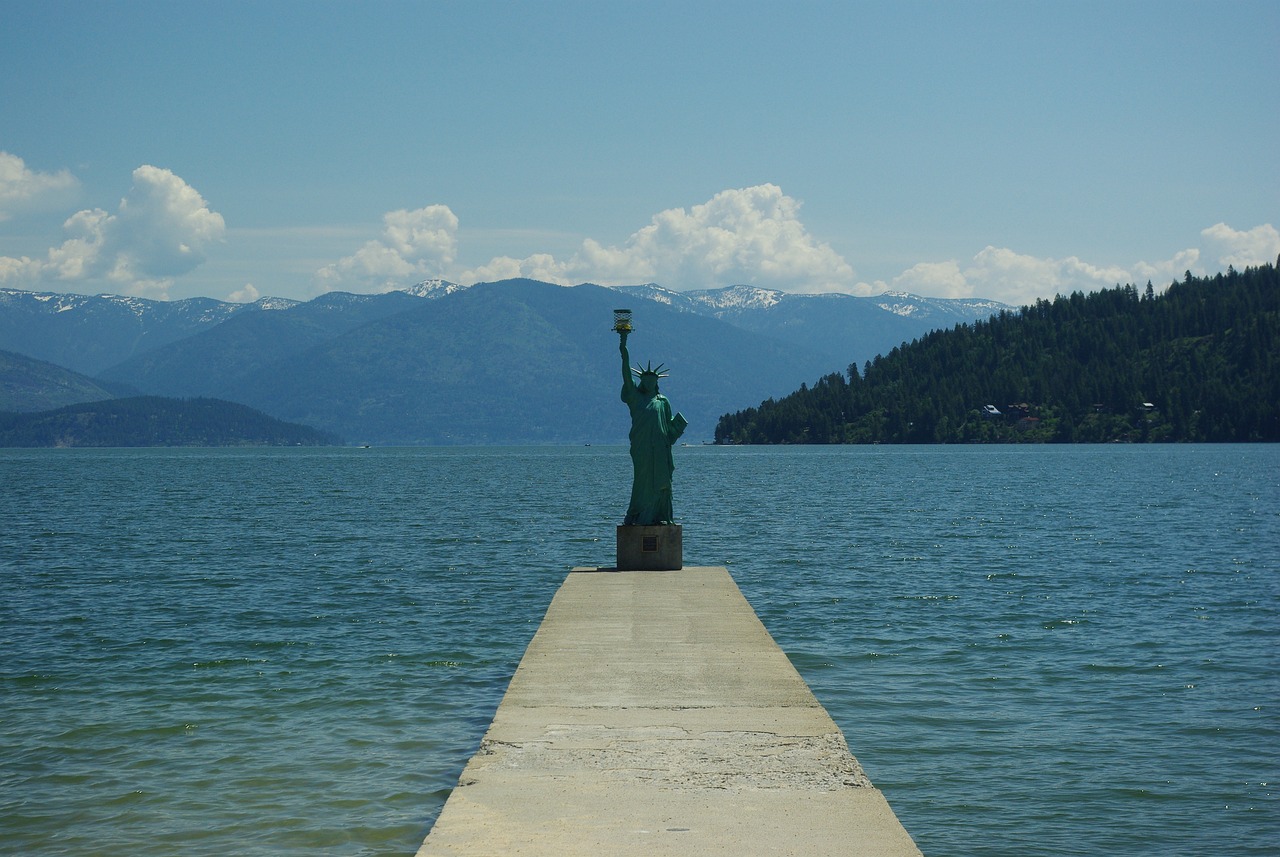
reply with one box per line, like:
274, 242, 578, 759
622, 389, 680, 525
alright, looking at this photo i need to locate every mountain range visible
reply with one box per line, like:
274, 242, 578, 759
0, 280, 1006, 444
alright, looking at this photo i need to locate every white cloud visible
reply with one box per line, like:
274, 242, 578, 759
0, 164, 225, 299
885, 260, 969, 299
318, 189, 1276, 309
1200, 222, 1280, 270
0, 151, 79, 220
114, 166, 226, 279
460, 252, 563, 285
315, 205, 459, 293
881, 248, 1136, 305
879, 223, 1275, 307
1130, 247, 1201, 287
457, 184, 857, 292
229, 283, 260, 303
972, 247, 1134, 304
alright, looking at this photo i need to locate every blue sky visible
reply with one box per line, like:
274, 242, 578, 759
2, 0, 1276, 306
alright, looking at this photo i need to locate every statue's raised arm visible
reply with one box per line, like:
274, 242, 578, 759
619, 331, 635, 398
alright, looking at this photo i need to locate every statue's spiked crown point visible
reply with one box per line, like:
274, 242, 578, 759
631, 360, 669, 378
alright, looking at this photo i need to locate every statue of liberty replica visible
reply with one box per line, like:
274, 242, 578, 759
614, 309, 687, 569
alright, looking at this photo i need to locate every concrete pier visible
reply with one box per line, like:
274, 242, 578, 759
417, 566, 922, 856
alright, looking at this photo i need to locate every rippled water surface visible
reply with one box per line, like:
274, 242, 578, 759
2, 445, 1276, 855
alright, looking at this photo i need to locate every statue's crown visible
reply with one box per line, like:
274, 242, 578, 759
631, 360, 669, 378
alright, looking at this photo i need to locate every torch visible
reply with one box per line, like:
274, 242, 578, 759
612, 308, 633, 338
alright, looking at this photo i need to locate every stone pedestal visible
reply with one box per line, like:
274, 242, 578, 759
616, 524, 682, 571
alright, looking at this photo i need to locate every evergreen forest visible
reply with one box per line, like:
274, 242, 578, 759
715, 262, 1279, 444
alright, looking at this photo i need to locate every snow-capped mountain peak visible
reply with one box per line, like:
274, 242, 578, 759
874, 290, 1007, 320
399, 279, 469, 299
253, 296, 300, 311
684, 284, 786, 310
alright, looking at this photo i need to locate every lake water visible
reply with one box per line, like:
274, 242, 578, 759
1, 445, 1276, 856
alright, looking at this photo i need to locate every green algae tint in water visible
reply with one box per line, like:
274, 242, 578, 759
1, 445, 1277, 856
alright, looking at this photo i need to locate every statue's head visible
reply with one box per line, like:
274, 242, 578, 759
632, 361, 667, 395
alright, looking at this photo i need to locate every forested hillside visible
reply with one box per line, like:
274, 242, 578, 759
0, 397, 341, 447
716, 262, 1279, 444
1, 349, 131, 412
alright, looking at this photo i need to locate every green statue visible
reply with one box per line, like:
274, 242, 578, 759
618, 326, 687, 525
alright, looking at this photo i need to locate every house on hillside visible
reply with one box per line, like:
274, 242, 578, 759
1005, 403, 1031, 419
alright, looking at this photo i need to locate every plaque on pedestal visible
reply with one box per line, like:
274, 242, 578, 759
616, 524, 683, 571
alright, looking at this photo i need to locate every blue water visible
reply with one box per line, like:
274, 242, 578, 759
1, 445, 1276, 855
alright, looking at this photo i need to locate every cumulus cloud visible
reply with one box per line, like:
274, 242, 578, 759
1129, 247, 1202, 288
882, 260, 969, 299
229, 283, 260, 303
457, 184, 857, 293
0, 151, 79, 220
315, 205, 459, 292
885, 246, 1163, 306
0, 164, 225, 299
879, 222, 1275, 307
945, 247, 1134, 305
320, 185, 1276, 310
1200, 222, 1280, 270
461, 252, 564, 286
